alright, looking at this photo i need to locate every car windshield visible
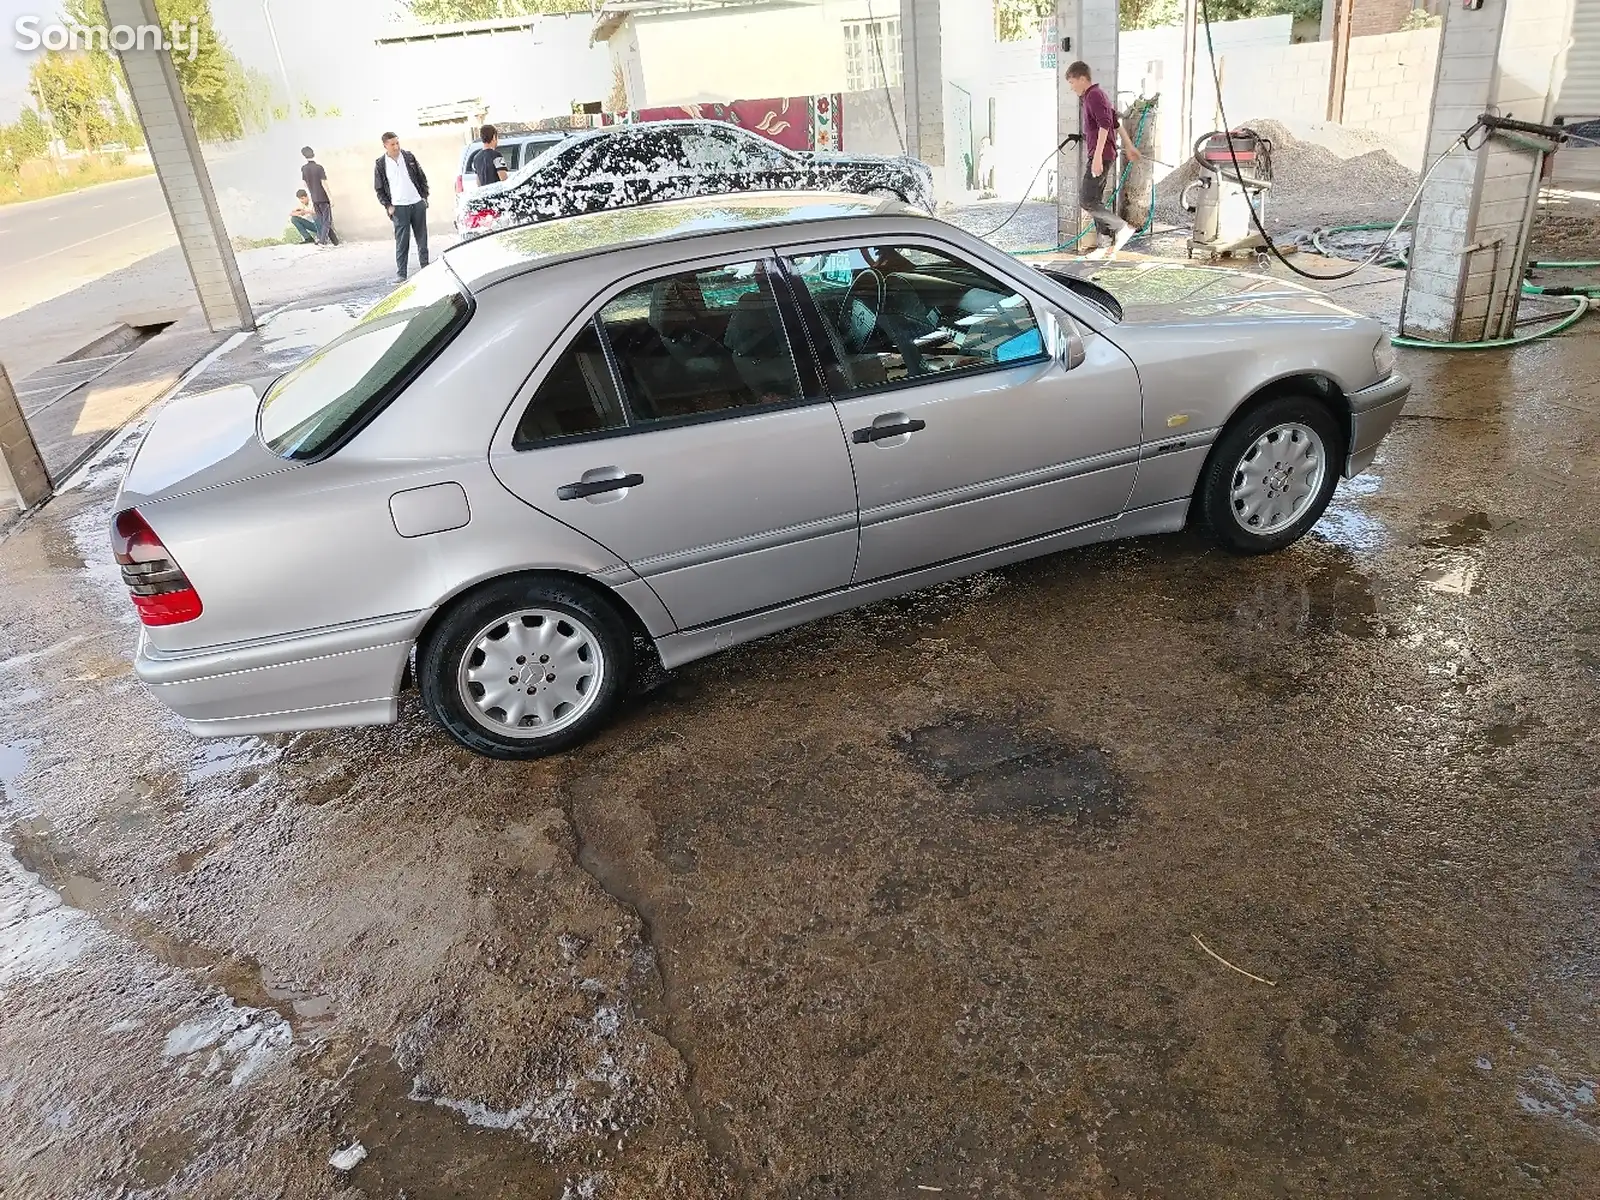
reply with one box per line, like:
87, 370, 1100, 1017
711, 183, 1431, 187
258, 264, 471, 460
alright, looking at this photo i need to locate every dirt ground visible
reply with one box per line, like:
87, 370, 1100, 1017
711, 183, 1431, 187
1, 274, 1598, 1199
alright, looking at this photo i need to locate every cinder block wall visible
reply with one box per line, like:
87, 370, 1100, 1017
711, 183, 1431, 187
1213, 28, 1440, 167
1339, 29, 1442, 163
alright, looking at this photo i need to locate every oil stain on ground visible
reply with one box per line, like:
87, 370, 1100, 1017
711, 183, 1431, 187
898, 715, 1126, 824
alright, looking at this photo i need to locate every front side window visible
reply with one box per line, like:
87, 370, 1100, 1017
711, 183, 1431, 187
260, 264, 470, 460
783, 244, 1044, 395
598, 260, 802, 422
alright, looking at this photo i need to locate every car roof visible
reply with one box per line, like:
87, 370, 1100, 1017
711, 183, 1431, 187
442, 191, 906, 292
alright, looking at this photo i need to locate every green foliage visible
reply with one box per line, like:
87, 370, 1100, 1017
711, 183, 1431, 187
1120, 0, 1323, 29
1400, 6, 1442, 30
401, 0, 593, 21
30, 51, 119, 150
55, 0, 266, 143
994, 0, 1052, 41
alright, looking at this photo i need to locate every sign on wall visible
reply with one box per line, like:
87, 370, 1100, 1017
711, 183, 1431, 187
1040, 17, 1058, 70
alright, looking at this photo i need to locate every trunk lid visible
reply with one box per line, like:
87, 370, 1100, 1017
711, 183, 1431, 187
115, 382, 297, 511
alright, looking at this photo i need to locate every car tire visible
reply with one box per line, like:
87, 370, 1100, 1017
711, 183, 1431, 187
418, 577, 634, 760
1195, 394, 1344, 555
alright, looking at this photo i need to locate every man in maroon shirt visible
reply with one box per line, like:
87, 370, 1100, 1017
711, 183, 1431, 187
1066, 61, 1141, 257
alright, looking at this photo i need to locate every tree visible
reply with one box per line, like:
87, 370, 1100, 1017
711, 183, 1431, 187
402, 0, 594, 21
1119, 0, 1321, 29
30, 52, 119, 150
63, 0, 266, 142
994, 0, 1052, 41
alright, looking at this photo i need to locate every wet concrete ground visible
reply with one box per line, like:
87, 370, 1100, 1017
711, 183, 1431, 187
0, 290, 1597, 1199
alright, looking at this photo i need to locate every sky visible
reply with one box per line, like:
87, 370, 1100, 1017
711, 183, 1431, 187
0, 0, 407, 125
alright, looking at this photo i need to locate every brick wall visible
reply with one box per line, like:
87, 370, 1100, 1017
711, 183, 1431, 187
1351, 0, 1417, 38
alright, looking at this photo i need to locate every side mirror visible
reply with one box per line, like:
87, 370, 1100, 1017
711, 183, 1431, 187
1044, 311, 1087, 371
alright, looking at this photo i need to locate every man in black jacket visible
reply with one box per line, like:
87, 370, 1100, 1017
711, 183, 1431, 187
374, 132, 431, 280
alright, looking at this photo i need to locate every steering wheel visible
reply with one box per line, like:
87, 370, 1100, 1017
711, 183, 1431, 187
842, 269, 886, 354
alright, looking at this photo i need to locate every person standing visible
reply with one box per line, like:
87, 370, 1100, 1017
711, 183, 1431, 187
374, 132, 431, 281
289, 190, 319, 243
299, 146, 339, 246
469, 124, 509, 188
1065, 61, 1140, 258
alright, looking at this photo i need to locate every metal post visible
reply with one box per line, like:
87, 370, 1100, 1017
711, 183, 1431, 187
1179, 0, 1198, 159
262, 0, 297, 120
0, 364, 53, 510
104, 0, 253, 333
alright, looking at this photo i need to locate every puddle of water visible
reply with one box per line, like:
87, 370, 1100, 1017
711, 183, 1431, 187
0, 841, 98, 989
186, 738, 279, 788
162, 1003, 293, 1087
1516, 1066, 1599, 1141
1423, 556, 1481, 596
0, 741, 33, 808
899, 715, 1127, 824
1422, 506, 1494, 548
258, 300, 370, 362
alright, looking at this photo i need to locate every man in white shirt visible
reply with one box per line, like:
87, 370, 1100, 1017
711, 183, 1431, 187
373, 132, 432, 281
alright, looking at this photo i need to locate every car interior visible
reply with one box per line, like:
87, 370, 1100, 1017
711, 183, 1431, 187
513, 248, 1046, 447
786, 246, 1045, 392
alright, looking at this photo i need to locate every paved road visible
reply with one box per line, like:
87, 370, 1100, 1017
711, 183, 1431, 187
0, 174, 176, 325
0, 276, 1596, 1197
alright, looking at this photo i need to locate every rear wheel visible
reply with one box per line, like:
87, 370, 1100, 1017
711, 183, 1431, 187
419, 578, 633, 759
1196, 395, 1342, 554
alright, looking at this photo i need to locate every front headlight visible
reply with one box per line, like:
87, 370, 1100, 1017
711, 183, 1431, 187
1373, 337, 1397, 381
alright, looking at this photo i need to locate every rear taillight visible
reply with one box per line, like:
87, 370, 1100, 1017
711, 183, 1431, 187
464, 207, 495, 230
112, 508, 202, 626
454, 173, 464, 195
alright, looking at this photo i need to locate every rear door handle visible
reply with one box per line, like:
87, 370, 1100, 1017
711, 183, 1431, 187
557, 473, 643, 501
852, 418, 926, 444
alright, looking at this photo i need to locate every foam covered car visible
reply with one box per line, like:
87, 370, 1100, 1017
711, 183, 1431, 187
111, 193, 1409, 759
456, 120, 936, 234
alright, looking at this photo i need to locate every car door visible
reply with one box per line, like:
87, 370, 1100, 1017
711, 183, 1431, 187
489, 255, 859, 631
779, 240, 1144, 584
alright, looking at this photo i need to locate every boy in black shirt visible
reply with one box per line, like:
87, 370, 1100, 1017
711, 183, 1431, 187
299, 146, 340, 245
470, 125, 509, 188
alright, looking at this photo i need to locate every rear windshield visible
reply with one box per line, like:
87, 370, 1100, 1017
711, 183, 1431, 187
259, 264, 471, 460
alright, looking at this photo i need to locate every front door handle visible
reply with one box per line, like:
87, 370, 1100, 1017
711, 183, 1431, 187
557, 472, 644, 501
852, 418, 926, 444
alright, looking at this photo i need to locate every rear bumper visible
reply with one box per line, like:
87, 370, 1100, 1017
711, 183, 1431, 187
1344, 370, 1410, 477
135, 611, 428, 738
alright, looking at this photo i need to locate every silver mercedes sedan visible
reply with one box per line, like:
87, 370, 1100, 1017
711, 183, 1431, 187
111, 193, 1409, 759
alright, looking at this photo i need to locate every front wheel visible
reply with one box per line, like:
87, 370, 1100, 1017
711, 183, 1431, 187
1195, 395, 1343, 555
419, 578, 634, 759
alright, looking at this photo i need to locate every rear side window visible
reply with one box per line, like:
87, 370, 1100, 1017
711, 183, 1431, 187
598, 260, 802, 422
514, 322, 627, 448
260, 264, 470, 460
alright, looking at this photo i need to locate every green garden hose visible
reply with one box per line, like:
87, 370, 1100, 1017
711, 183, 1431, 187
1390, 295, 1591, 349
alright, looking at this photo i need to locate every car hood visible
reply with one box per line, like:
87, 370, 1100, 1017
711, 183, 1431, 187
1055, 262, 1362, 324
115, 382, 297, 511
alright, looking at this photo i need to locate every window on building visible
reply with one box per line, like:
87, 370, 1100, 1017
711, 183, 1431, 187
843, 19, 902, 92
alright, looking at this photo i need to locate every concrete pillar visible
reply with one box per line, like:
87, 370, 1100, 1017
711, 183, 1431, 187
1055, 0, 1120, 248
104, 0, 253, 334
0, 365, 53, 510
900, 0, 945, 175
1401, 0, 1578, 341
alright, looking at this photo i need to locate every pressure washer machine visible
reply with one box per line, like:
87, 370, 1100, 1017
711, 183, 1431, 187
1182, 128, 1274, 260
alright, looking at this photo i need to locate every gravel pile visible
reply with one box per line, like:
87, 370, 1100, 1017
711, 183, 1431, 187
1154, 118, 1421, 234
